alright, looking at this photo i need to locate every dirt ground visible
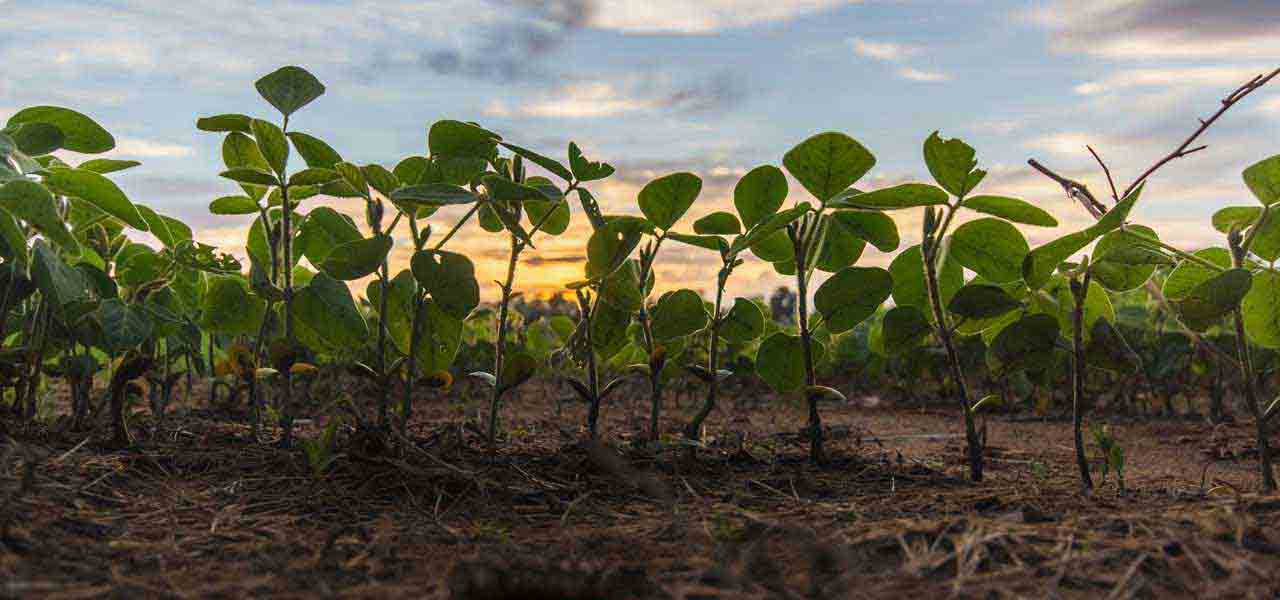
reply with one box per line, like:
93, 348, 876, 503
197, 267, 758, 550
3, 378, 1280, 599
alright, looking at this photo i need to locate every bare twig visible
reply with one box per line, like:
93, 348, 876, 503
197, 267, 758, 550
1121, 67, 1279, 199
1087, 145, 1120, 203
1026, 159, 1238, 367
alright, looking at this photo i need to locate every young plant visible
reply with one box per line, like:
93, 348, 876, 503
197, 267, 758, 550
663, 167, 823, 449
745, 134, 890, 463
857, 133, 1057, 480
626, 172, 702, 442
424, 132, 612, 446
199, 65, 330, 443
563, 215, 649, 439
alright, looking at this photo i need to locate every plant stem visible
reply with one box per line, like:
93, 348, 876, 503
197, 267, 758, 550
790, 215, 823, 464
1230, 240, 1277, 492
635, 238, 665, 442
487, 234, 521, 446
685, 265, 729, 446
924, 204, 983, 482
583, 293, 603, 439
1070, 275, 1094, 492
277, 115, 297, 447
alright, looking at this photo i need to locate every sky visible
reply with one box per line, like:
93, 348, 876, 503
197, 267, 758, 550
2, 0, 1279, 300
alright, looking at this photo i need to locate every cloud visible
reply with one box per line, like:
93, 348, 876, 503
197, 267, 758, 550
1032, 0, 1280, 60
1074, 65, 1274, 96
590, 0, 861, 34
112, 138, 195, 158
484, 71, 747, 119
896, 67, 951, 83
849, 37, 920, 61
844, 36, 949, 83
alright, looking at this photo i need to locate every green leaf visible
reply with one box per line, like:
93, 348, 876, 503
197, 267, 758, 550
1172, 268, 1253, 332
814, 267, 892, 333
393, 156, 436, 187
199, 275, 265, 335
567, 142, 613, 182
882, 306, 931, 355
598, 260, 647, 311
287, 131, 343, 169
524, 196, 570, 235
1022, 230, 1095, 290
734, 165, 787, 229
591, 300, 631, 359
44, 168, 149, 230
731, 202, 812, 257
989, 313, 1061, 373
9, 122, 65, 155
392, 183, 476, 206
0, 179, 77, 250
949, 218, 1029, 283
586, 217, 645, 280
747, 229, 791, 262
1248, 210, 1280, 262
833, 210, 899, 252
1243, 269, 1280, 348
719, 298, 764, 343
638, 172, 702, 230
500, 351, 539, 391
255, 66, 325, 117
1092, 183, 1142, 234
923, 132, 984, 198
962, 195, 1057, 226
197, 114, 253, 134
1213, 206, 1264, 233
666, 232, 727, 253
693, 211, 740, 235
220, 167, 279, 187
97, 299, 153, 351
77, 159, 140, 175
429, 120, 499, 159
135, 204, 190, 248
31, 240, 90, 308
890, 244, 962, 311
1037, 277, 1114, 342
1244, 154, 1280, 206
948, 283, 1022, 319
755, 333, 825, 393
1091, 225, 1161, 292
815, 213, 866, 272
288, 168, 340, 187
0, 207, 28, 266
362, 164, 398, 199
411, 250, 480, 319
297, 206, 361, 265
1085, 318, 1141, 373
414, 300, 464, 374
500, 142, 573, 182
482, 175, 548, 203
8, 106, 114, 154
1163, 248, 1232, 300
251, 119, 289, 175
830, 183, 947, 210
320, 234, 393, 280
292, 273, 369, 353
783, 132, 876, 203
651, 289, 708, 341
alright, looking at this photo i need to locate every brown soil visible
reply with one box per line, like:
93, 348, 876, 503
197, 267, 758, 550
3, 379, 1280, 599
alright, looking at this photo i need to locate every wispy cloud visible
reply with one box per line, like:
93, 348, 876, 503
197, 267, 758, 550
484, 71, 747, 120
1031, 0, 1280, 60
1074, 65, 1274, 96
849, 37, 920, 61
845, 35, 949, 83
897, 67, 951, 83
590, 0, 861, 34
